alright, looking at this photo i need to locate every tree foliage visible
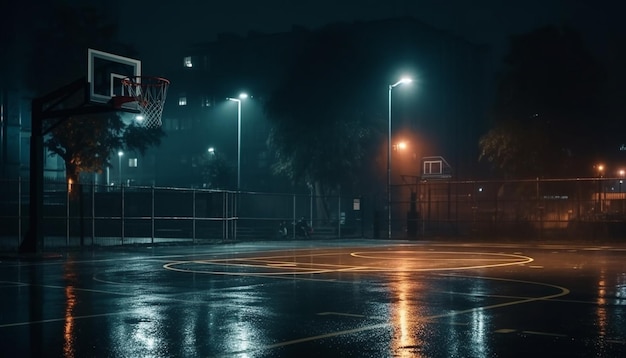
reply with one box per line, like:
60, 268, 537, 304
45, 116, 164, 185
45, 115, 123, 184
264, 25, 378, 197
479, 26, 606, 178
196, 152, 235, 189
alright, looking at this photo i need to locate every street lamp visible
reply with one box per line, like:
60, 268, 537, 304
117, 150, 124, 186
387, 77, 412, 239
395, 141, 408, 151
227, 93, 248, 190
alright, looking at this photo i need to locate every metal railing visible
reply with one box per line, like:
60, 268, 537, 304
2, 177, 625, 251
390, 177, 626, 240
0, 180, 365, 251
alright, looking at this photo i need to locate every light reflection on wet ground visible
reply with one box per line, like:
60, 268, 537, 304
1, 240, 626, 357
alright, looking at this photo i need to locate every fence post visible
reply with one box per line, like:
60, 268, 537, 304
121, 185, 125, 245
361, 195, 364, 238
66, 182, 70, 247
422, 183, 432, 234
447, 181, 451, 222
79, 183, 84, 247
292, 194, 296, 239
537, 178, 543, 240
232, 190, 236, 240
192, 189, 196, 244
494, 181, 499, 235
576, 180, 581, 222
455, 181, 459, 236
91, 183, 95, 246
337, 190, 341, 238
309, 186, 313, 230
147, 186, 153, 243
222, 191, 225, 240
18, 178, 22, 248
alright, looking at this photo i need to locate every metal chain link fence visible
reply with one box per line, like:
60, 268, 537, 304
1, 177, 624, 251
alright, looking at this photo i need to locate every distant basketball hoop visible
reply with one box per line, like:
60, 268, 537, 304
117, 76, 170, 128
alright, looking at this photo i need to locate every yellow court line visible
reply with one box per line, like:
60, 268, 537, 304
164, 249, 533, 277
317, 312, 366, 318
167, 259, 347, 271
0, 311, 134, 329
351, 250, 531, 259
267, 263, 298, 267
522, 330, 568, 337
164, 262, 371, 276
164, 257, 408, 275
0, 278, 274, 328
201, 250, 357, 262
230, 258, 363, 269
164, 259, 518, 275
221, 274, 570, 356
191, 247, 520, 261
163, 262, 337, 276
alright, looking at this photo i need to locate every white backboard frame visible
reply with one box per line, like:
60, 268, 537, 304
87, 48, 141, 105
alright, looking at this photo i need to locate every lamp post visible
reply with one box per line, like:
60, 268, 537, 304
227, 93, 248, 190
117, 150, 124, 186
387, 78, 412, 239
596, 164, 604, 212
618, 169, 624, 214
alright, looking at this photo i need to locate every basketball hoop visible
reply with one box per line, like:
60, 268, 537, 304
120, 76, 170, 128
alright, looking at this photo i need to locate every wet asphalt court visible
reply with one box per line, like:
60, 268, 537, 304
1, 238, 626, 357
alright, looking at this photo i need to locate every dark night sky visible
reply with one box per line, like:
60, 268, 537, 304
119, 0, 625, 73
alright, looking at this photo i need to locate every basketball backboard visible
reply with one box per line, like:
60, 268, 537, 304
87, 48, 141, 107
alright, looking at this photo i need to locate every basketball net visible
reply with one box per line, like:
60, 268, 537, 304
121, 76, 170, 128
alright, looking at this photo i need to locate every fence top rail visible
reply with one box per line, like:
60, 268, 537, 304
0, 179, 335, 199
2, 177, 618, 197
419, 177, 620, 185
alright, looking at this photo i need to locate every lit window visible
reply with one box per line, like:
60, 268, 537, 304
129, 158, 138, 168
184, 56, 193, 68
178, 96, 187, 106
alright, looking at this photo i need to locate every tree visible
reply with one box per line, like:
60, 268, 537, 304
264, 25, 379, 219
45, 117, 164, 187
479, 26, 606, 178
196, 151, 235, 189
28, 2, 164, 187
